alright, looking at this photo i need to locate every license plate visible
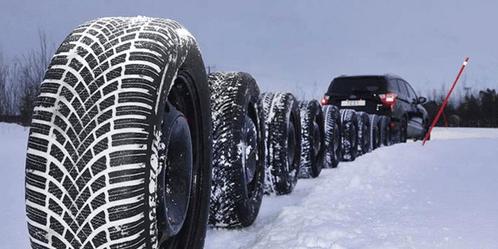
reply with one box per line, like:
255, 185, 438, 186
341, 100, 366, 107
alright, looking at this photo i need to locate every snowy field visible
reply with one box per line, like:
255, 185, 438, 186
1, 123, 498, 249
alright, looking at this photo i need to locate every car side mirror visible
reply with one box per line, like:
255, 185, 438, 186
417, 96, 427, 104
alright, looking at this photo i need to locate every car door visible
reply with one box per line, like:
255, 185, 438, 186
402, 80, 424, 136
394, 79, 410, 121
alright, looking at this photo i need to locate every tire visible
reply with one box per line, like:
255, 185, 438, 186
423, 122, 431, 141
400, 116, 408, 143
207, 72, 265, 228
260, 92, 301, 195
340, 109, 358, 161
356, 112, 371, 155
369, 114, 381, 150
25, 17, 212, 249
379, 115, 391, 146
322, 105, 341, 168
298, 100, 325, 179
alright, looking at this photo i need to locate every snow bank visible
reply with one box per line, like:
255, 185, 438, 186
206, 128, 498, 249
431, 127, 498, 140
1, 123, 498, 248
0, 123, 30, 249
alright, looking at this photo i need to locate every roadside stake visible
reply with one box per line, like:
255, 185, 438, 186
422, 57, 470, 145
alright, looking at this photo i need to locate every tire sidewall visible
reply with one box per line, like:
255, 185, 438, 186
310, 101, 325, 177
159, 46, 212, 249
286, 96, 301, 192
235, 74, 265, 226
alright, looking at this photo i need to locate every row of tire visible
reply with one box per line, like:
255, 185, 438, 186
207, 72, 396, 229
24, 17, 400, 248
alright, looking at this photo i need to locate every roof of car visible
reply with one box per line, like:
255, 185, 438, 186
334, 74, 403, 81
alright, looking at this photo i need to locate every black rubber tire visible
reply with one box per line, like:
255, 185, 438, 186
260, 92, 301, 195
298, 100, 324, 179
207, 72, 265, 228
340, 109, 358, 161
356, 112, 371, 155
369, 114, 381, 150
25, 17, 212, 249
259, 92, 274, 195
423, 123, 431, 141
379, 115, 391, 146
322, 105, 341, 168
400, 116, 408, 143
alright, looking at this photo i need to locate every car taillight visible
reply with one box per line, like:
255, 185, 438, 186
321, 96, 330, 105
379, 92, 397, 110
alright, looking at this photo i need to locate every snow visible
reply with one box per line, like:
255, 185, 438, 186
0, 123, 30, 249
205, 127, 498, 248
1, 123, 498, 248
430, 127, 498, 140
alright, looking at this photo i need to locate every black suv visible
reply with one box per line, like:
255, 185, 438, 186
321, 75, 429, 141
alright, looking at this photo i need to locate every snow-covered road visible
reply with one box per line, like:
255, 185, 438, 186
205, 128, 498, 249
1, 123, 498, 248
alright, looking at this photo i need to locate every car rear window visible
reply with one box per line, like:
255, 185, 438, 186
328, 77, 388, 95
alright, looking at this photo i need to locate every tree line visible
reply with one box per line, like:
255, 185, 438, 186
0, 33, 51, 125
0, 34, 496, 128
423, 88, 498, 128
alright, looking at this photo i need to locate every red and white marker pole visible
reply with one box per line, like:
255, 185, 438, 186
422, 57, 469, 145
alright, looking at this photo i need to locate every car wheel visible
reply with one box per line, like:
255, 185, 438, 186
208, 72, 265, 228
298, 100, 325, 179
25, 17, 212, 249
260, 92, 301, 195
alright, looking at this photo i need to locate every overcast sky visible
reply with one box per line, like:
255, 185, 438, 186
1, 0, 497, 98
